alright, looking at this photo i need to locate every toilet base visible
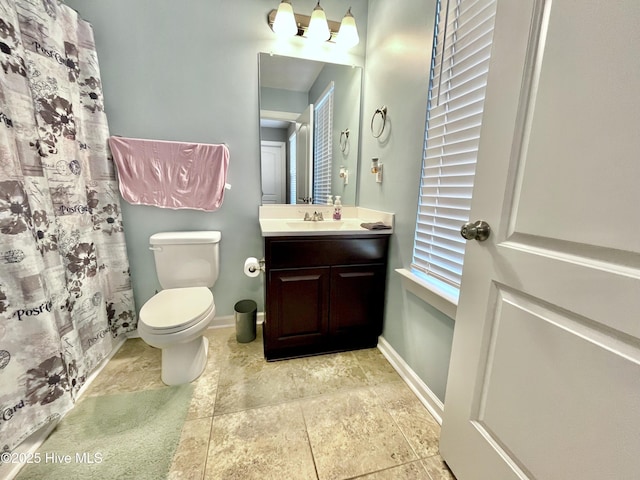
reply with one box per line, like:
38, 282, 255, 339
161, 336, 209, 386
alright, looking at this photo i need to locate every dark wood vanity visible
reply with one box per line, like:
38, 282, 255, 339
263, 234, 389, 360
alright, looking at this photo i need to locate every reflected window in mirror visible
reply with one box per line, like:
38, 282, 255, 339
313, 82, 334, 205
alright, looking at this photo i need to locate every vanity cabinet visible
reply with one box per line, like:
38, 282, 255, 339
264, 235, 389, 360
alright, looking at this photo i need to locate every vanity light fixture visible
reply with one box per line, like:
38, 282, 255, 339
307, 2, 330, 43
272, 0, 297, 37
267, 2, 359, 48
337, 8, 359, 48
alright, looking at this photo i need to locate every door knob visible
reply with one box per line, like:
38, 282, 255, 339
460, 220, 491, 242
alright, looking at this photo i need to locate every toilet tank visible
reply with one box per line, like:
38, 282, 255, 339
149, 231, 221, 289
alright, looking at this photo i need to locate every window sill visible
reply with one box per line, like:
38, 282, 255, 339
395, 268, 457, 319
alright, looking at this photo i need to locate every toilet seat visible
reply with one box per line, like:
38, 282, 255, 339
139, 287, 214, 334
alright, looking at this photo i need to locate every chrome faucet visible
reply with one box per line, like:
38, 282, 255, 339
303, 211, 324, 221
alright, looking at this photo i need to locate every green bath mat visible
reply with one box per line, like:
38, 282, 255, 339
16, 385, 193, 480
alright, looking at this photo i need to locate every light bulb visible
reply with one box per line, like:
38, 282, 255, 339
307, 2, 330, 43
273, 0, 297, 37
337, 7, 359, 48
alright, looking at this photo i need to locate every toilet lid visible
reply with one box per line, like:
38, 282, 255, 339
140, 287, 213, 331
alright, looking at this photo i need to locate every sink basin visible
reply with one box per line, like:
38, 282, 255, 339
285, 220, 345, 230
258, 206, 394, 237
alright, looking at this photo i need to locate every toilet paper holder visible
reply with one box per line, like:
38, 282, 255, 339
244, 257, 266, 278
248, 258, 265, 274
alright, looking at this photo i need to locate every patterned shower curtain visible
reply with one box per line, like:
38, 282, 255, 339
0, 0, 136, 454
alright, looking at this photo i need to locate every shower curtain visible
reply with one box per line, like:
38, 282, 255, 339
0, 0, 135, 454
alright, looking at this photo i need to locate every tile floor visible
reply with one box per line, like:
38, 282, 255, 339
84, 326, 456, 480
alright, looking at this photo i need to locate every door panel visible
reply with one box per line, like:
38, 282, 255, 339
471, 287, 640, 480
440, 1, 640, 479
266, 267, 330, 349
329, 264, 386, 337
260, 141, 286, 204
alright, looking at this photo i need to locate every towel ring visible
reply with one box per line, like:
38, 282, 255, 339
371, 106, 387, 138
339, 129, 350, 153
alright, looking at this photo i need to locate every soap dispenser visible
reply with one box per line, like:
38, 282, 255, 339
333, 196, 342, 220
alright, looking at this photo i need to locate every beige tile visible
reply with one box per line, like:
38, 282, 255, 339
214, 356, 299, 415
135, 367, 169, 391
205, 403, 317, 480
95, 340, 149, 377
80, 326, 449, 480
82, 338, 162, 398
112, 337, 149, 359
422, 455, 456, 480
373, 382, 441, 459
132, 345, 162, 372
81, 367, 118, 398
206, 326, 264, 363
82, 367, 162, 397
187, 364, 220, 420
302, 388, 417, 480
291, 352, 370, 398
352, 348, 402, 385
168, 417, 213, 480
352, 461, 431, 479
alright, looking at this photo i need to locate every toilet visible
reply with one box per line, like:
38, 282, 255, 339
138, 231, 221, 385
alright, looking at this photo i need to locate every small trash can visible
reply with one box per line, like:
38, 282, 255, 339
234, 299, 257, 343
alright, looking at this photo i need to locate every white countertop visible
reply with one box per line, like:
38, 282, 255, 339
259, 205, 394, 237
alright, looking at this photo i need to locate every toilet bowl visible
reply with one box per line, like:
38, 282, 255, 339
137, 231, 221, 386
139, 287, 216, 385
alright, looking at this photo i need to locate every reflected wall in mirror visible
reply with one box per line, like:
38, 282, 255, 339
259, 53, 362, 205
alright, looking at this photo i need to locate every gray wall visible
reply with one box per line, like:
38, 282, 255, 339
66, 0, 455, 403
358, 0, 455, 402
64, 0, 368, 318
260, 127, 288, 143
260, 86, 308, 115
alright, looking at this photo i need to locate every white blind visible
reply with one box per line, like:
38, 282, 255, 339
313, 82, 334, 205
412, 0, 497, 290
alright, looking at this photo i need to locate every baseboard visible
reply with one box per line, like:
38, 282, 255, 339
208, 312, 265, 330
1, 334, 128, 480
377, 336, 444, 425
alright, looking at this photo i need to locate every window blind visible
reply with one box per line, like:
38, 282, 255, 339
313, 82, 334, 205
411, 0, 497, 291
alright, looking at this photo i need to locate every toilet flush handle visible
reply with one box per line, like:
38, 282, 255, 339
149, 246, 162, 251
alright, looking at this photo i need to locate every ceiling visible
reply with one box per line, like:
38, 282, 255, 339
259, 54, 325, 92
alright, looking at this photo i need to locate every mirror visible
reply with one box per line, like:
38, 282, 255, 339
259, 53, 362, 205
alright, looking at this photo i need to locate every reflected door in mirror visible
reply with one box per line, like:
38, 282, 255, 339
261, 141, 286, 204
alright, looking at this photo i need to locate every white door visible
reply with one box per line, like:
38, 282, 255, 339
439, 1, 640, 480
260, 141, 286, 204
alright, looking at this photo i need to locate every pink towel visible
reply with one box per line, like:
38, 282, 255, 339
108, 136, 229, 212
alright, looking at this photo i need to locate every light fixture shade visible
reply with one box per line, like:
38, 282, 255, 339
307, 2, 330, 43
337, 7, 359, 48
273, 0, 297, 37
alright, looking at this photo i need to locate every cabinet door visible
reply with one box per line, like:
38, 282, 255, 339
329, 264, 386, 339
265, 267, 330, 356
